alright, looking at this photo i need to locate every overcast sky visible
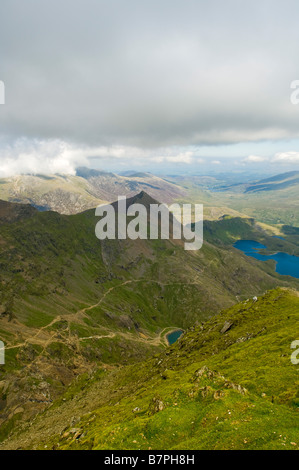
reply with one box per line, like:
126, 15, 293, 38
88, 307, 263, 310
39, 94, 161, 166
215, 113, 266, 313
1, 0, 299, 176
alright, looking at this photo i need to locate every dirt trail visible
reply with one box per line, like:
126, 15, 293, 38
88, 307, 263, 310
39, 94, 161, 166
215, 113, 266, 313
80, 280, 133, 314
5, 278, 194, 352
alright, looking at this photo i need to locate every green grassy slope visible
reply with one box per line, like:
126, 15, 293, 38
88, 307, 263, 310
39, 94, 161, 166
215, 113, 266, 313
2, 288, 298, 450
0, 197, 298, 443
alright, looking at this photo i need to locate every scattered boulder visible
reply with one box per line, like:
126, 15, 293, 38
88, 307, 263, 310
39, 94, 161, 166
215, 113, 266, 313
220, 321, 234, 334
148, 396, 165, 415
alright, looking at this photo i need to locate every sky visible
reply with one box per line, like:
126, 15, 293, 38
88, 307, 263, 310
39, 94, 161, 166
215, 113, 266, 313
0, 0, 299, 176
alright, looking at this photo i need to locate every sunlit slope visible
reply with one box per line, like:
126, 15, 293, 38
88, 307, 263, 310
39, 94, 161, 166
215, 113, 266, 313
0, 197, 297, 441
0, 170, 186, 214
0, 174, 104, 214
2, 288, 298, 450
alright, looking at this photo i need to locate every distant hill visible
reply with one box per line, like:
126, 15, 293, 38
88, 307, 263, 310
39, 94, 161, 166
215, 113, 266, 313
0, 174, 103, 214
217, 171, 299, 194
257, 171, 299, 184
77, 167, 186, 204
0, 169, 186, 214
244, 171, 299, 193
117, 171, 153, 178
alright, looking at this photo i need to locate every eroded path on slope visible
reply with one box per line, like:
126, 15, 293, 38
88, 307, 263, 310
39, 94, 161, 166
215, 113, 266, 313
4, 278, 193, 353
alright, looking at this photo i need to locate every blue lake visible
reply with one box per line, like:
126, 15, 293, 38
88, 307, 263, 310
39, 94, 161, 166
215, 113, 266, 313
167, 330, 184, 345
234, 240, 299, 279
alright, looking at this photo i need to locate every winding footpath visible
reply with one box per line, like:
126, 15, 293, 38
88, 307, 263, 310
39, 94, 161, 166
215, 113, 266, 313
5, 278, 193, 353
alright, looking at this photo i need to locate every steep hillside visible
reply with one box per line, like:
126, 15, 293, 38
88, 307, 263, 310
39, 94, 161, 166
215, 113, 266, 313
0, 196, 296, 439
0, 174, 104, 214
76, 168, 185, 204
1, 288, 298, 450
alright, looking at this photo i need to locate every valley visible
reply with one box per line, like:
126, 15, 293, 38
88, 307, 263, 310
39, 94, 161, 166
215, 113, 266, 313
171, 171, 299, 227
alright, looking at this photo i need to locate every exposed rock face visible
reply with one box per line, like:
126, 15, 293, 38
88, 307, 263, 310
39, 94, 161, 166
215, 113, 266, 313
149, 396, 165, 415
220, 321, 234, 334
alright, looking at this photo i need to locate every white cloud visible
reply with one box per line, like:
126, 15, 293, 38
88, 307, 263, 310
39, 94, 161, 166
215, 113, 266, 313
151, 151, 194, 164
272, 151, 299, 164
0, 140, 200, 176
0, 140, 162, 177
0, 139, 90, 177
241, 151, 299, 166
1, 137, 299, 178
243, 155, 268, 163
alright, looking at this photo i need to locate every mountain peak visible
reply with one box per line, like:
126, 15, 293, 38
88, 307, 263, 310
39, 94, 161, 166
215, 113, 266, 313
130, 190, 157, 202
111, 191, 160, 211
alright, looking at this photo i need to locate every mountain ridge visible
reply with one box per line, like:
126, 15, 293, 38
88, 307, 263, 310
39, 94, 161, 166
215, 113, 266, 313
0, 170, 186, 215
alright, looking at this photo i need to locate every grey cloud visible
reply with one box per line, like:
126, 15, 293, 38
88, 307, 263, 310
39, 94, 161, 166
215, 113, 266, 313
0, 0, 299, 152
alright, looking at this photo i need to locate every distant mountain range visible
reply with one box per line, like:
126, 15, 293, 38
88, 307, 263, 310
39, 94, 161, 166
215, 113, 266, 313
0, 168, 186, 214
0, 169, 298, 229
218, 171, 299, 194
244, 171, 299, 193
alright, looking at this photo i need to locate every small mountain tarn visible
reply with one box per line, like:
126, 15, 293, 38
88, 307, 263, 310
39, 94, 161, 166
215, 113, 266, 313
166, 329, 184, 345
